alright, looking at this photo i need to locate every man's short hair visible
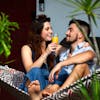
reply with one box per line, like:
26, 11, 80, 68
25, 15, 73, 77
69, 19, 91, 37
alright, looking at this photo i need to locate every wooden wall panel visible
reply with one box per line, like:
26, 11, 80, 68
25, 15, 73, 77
0, 0, 36, 99
0, 0, 36, 72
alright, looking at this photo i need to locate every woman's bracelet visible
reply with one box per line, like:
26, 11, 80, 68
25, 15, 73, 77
41, 53, 48, 60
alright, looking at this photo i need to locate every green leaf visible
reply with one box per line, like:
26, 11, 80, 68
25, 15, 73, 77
92, 0, 100, 9
1, 39, 11, 57
91, 74, 100, 100
91, 14, 97, 26
77, 78, 91, 100
0, 47, 4, 54
0, 12, 19, 58
80, 86, 91, 100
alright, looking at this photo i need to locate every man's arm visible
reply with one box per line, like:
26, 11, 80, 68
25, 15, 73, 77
60, 50, 95, 67
49, 50, 95, 82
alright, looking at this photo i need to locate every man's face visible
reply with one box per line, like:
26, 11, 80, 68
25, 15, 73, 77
65, 23, 80, 43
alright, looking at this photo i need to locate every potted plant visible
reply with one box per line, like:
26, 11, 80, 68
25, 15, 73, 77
0, 12, 19, 60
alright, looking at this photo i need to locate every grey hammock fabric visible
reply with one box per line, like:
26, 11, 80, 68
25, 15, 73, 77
0, 65, 30, 100
0, 65, 100, 100
0, 65, 25, 87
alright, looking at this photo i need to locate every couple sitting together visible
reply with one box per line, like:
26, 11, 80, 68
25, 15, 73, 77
19, 14, 96, 100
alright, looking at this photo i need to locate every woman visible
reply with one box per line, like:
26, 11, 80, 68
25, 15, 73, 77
19, 14, 62, 92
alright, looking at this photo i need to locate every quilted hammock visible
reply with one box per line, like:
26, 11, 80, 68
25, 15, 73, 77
0, 65, 100, 100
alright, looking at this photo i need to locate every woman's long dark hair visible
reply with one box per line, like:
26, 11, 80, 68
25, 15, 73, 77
28, 14, 54, 69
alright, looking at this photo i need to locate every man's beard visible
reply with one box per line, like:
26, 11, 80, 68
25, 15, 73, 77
66, 37, 77, 44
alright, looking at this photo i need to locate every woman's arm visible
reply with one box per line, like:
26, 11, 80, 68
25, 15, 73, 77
21, 45, 33, 72
21, 45, 49, 72
21, 43, 57, 72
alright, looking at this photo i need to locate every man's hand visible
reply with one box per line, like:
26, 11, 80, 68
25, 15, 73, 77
49, 62, 62, 82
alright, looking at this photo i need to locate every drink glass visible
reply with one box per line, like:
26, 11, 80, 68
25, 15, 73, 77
52, 33, 59, 44
52, 33, 59, 56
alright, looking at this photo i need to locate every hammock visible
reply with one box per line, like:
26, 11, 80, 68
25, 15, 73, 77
0, 65, 100, 100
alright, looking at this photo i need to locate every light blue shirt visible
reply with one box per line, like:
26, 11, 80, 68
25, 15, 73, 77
59, 41, 95, 74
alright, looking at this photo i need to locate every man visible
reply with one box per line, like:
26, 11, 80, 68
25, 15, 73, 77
49, 19, 95, 90
28, 19, 95, 99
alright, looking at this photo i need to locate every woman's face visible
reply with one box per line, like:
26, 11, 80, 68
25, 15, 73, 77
41, 21, 53, 42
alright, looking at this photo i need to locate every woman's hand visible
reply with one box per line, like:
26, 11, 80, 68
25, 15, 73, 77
45, 43, 57, 55
49, 62, 62, 83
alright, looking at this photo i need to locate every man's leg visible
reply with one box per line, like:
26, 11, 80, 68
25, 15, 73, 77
60, 63, 90, 90
41, 84, 59, 95
41, 67, 69, 95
